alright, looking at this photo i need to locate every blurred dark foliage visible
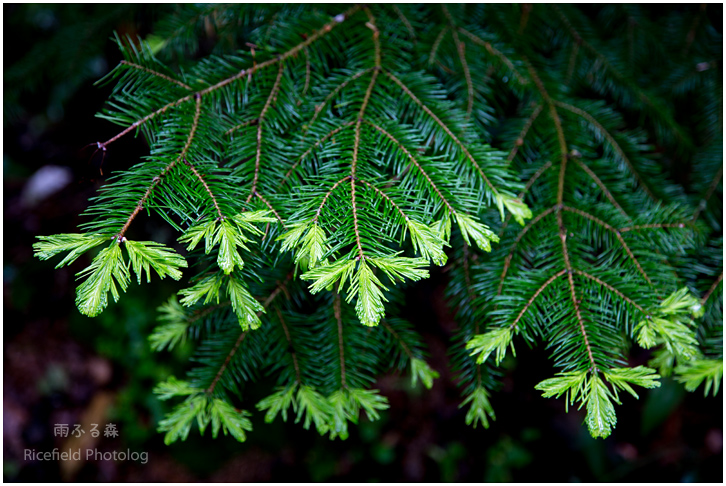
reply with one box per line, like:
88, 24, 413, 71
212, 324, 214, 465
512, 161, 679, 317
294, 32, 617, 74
3, 3, 722, 482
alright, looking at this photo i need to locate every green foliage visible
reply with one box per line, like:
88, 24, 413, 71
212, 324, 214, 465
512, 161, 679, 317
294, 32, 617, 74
34, 3, 721, 445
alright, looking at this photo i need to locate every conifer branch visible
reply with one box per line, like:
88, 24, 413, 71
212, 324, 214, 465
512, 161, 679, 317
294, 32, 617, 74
248, 60, 285, 202
382, 320, 413, 359
225, 117, 258, 136
350, 11, 381, 260
692, 166, 722, 222
119, 60, 193, 90
207, 282, 287, 394
562, 205, 655, 289
429, 27, 449, 65
557, 211, 597, 370
308, 69, 372, 129
507, 104, 543, 162
314, 176, 350, 223
574, 270, 648, 315
385, 71, 501, 197
701, 272, 723, 307
554, 100, 657, 202
118, 93, 202, 239
334, 293, 347, 388
525, 61, 568, 205
619, 223, 686, 233
254, 192, 285, 228
302, 47, 311, 97
565, 41, 580, 86
365, 120, 457, 215
498, 206, 557, 296
276, 306, 301, 383
183, 157, 224, 220
357, 179, 408, 222
457, 28, 527, 84
392, 5, 416, 40
282, 122, 355, 187
442, 6, 473, 118
511, 269, 568, 330
573, 158, 629, 218
97, 7, 359, 150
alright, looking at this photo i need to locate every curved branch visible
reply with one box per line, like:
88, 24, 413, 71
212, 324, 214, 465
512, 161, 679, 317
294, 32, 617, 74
510, 269, 567, 330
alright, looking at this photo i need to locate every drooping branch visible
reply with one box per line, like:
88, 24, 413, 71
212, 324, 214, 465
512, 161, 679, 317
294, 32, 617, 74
701, 271, 723, 307
525, 61, 568, 205
313, 176, 351, 223
498, 206, 557, 295
457, 27, 527, 85
282, 122, 356, 187
574, 269, 649, 315
557, 210, 597, 370
307, 69, 373, 129
207, 279, 289, 395
692, 166, 723, 222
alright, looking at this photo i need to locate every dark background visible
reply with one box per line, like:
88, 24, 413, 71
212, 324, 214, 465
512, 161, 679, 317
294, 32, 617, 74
4, 4, 723, 482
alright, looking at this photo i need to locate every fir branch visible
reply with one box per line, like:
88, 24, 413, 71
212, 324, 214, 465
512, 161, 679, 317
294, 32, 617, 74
118, 92, 202, 239
524, 61, 568, 205
457, 27, 527, 85
554, 100, 656, 202
428, 27, 449, 66
562, 205, 655, 289
357, 179, 408, 222
183, 157, 223, 220
384, 71, 502, 198
283, 121, 356, 186
308, 69, 373, 129
225, 117, 258, 136
511, 269, 568, 330
119, 59, 192, 90
692, 166, 723, 222
207, 282, 287, 394
701, 272, 723, 307
507, 104, 543, 162
314, 176, 351, 223
248, 60, 285, 202
498, 206, 557, 296
573, 158, 629, 218
442, 6, 473, 119
275, 306, 302, 383
334, 293, 347, 388
365, 120, 456, 215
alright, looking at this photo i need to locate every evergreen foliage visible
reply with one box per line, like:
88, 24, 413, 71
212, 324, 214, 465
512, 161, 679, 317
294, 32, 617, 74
34, 4, 722, 442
